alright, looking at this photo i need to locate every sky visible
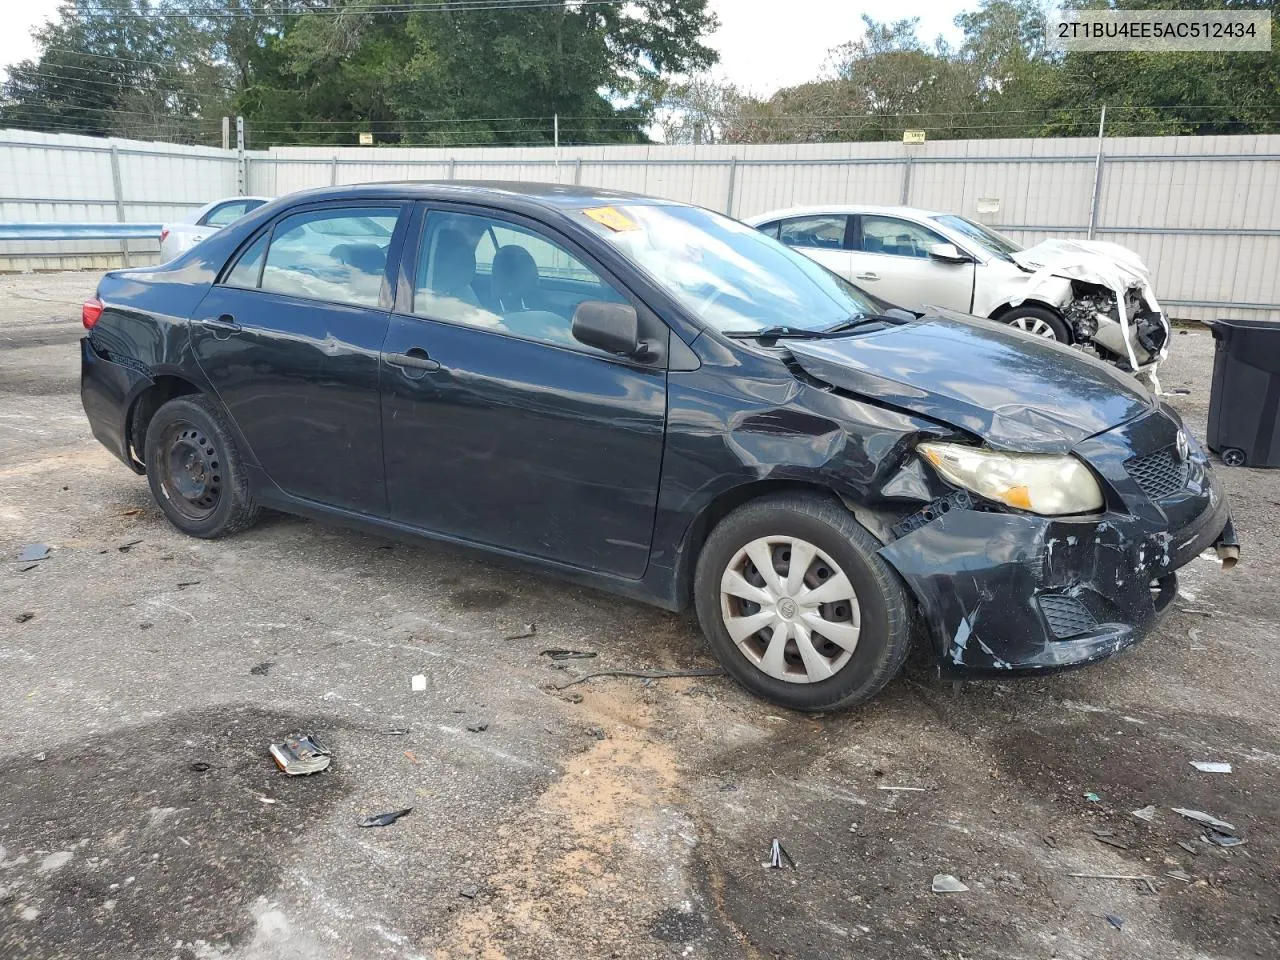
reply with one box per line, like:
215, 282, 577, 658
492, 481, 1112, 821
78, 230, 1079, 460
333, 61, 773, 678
0, 0, 968, 97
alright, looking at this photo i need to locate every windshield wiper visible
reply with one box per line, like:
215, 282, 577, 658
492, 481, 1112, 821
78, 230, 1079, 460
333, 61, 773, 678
722, 325, 827, 341
724, 311, 916, 342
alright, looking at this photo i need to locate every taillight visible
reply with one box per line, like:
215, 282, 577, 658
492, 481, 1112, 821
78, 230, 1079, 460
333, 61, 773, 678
82, 298, 104, 329
160, 228, 169, 243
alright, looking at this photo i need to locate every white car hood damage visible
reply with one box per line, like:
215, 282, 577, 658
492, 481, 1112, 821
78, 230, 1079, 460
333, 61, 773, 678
1009, 238, 1167, 373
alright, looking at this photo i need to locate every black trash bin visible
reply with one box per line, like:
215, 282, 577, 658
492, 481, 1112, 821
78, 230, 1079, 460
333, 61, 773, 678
1207, 318, 1280, 467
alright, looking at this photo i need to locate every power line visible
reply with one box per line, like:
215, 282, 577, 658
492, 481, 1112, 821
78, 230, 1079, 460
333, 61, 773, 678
70, 0, 649, 19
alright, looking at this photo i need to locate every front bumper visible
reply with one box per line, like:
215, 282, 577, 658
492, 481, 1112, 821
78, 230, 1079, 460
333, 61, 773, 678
878, 411, 1234, 673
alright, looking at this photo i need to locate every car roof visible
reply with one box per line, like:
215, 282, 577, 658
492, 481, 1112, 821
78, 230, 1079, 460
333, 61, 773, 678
270, 181, 680, 211
743, 204, 946, 223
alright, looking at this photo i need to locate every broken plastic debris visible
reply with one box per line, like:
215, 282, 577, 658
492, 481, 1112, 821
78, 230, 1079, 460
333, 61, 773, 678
540, 649, 598, 661
769, 839, 796, 870
269, 734, 332, 775
459, 884, 479, 899
1132, 805, 1158, 822
1189, 761, 1232, 773
1094, 835, 1131, 851
1172, 808, 1236, 833
877, 785, 926, 792
466, 722, 489, 733
1106, 914, 1125, 931
503, 623, 537, 641
18, 544, 50, 563
14, 612, 34, 623
1203, 830, 1246, 848
117, 540, 143, 553
1176, 840, 1199, 855
931, 874, 968, 893
358, 808, 412, 828
1084, 792, 1102, 803
383, 727, 410, 736
411, 675, 427, 692
1166, 870, 1193, 882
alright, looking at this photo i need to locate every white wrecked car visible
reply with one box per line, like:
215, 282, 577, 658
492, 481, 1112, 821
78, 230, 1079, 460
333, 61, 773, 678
745, 205, 1170, 381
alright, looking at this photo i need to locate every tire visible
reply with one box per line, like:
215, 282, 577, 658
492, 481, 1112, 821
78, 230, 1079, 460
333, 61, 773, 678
693, 493, 913, 712
1000, 305, 1069, 343
144, 394, 260, 538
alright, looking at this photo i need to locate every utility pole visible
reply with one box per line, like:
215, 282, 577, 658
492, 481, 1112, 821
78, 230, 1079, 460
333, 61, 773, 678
1087, 105, 1107, 240
235, 115, 246, 197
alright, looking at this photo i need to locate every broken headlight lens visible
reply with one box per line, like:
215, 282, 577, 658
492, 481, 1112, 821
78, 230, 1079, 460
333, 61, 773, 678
918, 442, 1104, 515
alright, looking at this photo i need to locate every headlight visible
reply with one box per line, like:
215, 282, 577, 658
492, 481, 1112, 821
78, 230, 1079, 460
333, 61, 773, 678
918, 442, 1103, 515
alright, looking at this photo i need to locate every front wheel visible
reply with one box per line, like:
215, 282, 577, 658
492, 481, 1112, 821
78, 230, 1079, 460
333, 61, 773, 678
1001, 305, 1069, 342
693, 494, 913, 712
144, 394, 260, 538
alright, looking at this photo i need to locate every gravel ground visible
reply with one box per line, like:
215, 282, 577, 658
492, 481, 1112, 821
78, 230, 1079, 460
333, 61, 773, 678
2, 270, 1278, 960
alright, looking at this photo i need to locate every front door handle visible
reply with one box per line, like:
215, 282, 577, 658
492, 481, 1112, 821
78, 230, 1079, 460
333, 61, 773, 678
387, 348, 441, 377
855, 272, 880, 282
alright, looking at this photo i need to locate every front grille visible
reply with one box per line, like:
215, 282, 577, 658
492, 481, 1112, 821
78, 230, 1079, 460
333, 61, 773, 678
1125, 447, 1188, 502
1039, 595, 1098, 639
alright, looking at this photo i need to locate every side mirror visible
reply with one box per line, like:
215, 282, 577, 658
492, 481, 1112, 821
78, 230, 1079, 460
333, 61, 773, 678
928, 242, 971, 264
572, 300, 645, 358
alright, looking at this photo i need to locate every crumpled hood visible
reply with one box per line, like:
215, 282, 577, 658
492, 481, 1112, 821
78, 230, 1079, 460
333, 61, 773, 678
1011, 238, 1150, 284
786, 311, 1153, 452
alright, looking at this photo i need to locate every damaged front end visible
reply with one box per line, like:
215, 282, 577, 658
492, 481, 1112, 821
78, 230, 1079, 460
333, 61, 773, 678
1013, 239, 1171, 381
877, 412, 1234, 673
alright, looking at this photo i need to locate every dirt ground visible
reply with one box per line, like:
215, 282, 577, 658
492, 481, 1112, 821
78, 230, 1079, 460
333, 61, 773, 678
2, 270, 1278, 960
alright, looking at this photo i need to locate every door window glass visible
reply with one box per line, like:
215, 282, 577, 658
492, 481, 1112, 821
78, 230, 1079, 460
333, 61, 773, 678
203, 200, 250, 227
860, 216, 946, 259
258, 207, 399, 307
223, 233, 268, 289
778, 215, 848, 250
754, 221, 780, 239
413, 211, 626, 351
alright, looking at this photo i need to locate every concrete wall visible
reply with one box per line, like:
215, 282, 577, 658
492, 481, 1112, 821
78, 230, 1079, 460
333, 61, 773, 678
4, 128, 1278, 322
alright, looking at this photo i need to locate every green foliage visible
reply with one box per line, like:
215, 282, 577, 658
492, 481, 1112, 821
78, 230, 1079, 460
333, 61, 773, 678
1, 0, 718, 146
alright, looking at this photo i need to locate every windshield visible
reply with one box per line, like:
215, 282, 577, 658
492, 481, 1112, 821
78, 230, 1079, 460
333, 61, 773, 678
577, 203, 882, 333
932, 215, 1023, 261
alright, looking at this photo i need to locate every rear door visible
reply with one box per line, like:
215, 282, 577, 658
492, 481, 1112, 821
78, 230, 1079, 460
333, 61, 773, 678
379, 203, 668, 578
850, 214, 974, 311
191, 202, 409, 514
773, 214, 854, 279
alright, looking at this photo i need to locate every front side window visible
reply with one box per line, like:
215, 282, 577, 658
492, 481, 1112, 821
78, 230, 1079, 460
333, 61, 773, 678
778, 215, 848, 251
859, 216, 946, 259
412, 210, 626, 351
579, 203, 880, 334
931, 214, 1022, 261
253, 207, 400, 307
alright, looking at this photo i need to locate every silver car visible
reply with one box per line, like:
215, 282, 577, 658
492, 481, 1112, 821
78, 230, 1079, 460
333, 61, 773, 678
159, 196, 272, 262
745, 204, 1171, 383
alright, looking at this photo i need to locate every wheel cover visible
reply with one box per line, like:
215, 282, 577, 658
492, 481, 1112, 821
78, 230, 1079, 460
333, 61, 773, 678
159, 420, 222, 521
719, 536, 861, 684
1009, 315, 1059, 339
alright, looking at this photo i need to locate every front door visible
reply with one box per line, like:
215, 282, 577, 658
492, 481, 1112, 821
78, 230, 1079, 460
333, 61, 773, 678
379, 206, 667, 578
191, 203, 407, 514
850, 214, 974, 312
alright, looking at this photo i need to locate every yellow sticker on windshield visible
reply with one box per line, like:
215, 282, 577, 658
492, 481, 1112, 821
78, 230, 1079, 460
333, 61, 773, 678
582, 206, 639, 232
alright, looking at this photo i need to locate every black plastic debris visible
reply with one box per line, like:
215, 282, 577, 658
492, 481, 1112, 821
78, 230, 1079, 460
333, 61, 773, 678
466, 722, 489, 733
269, 733, 332, 775
503, 623, 537, 641
117, 540, 143, 553
769, 839, 796, 871
541, 649, 598, 661
14, 612, 34, 624
176, 580, 200, 590
1106, 915, 1125, 931
1204, 830, 1246, 848
190, 762, 213, 772
249, 662, 273, 676
359, 808, 412, 828
18, 544, 50, 563
1176, 840, 1200, 855
382, 727, 410, 736
459, 884, 479, 899
588, 727, 607, 741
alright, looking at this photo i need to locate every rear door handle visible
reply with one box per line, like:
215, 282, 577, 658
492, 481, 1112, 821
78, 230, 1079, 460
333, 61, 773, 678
856, 272, 880, 281
196, 314, 241, 336
387, 348, 441, 376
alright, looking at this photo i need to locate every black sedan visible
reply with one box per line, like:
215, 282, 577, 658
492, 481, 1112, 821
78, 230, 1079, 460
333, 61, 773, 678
80, 182, 1238, 711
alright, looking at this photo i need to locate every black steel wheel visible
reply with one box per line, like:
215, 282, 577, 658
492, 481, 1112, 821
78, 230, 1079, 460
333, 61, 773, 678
145, 394, 259, 538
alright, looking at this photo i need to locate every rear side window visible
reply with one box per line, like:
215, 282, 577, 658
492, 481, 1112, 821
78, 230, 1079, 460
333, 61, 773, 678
224, 234, 267, 289
252, 207, 399, 307
778, 215, 848, 250
754, 221, 780, 239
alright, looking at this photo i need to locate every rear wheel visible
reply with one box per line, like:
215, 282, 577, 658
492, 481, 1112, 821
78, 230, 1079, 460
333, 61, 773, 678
144, 394, 259, 538
1001, 305, 1069, 342
693, 493, 913, 712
